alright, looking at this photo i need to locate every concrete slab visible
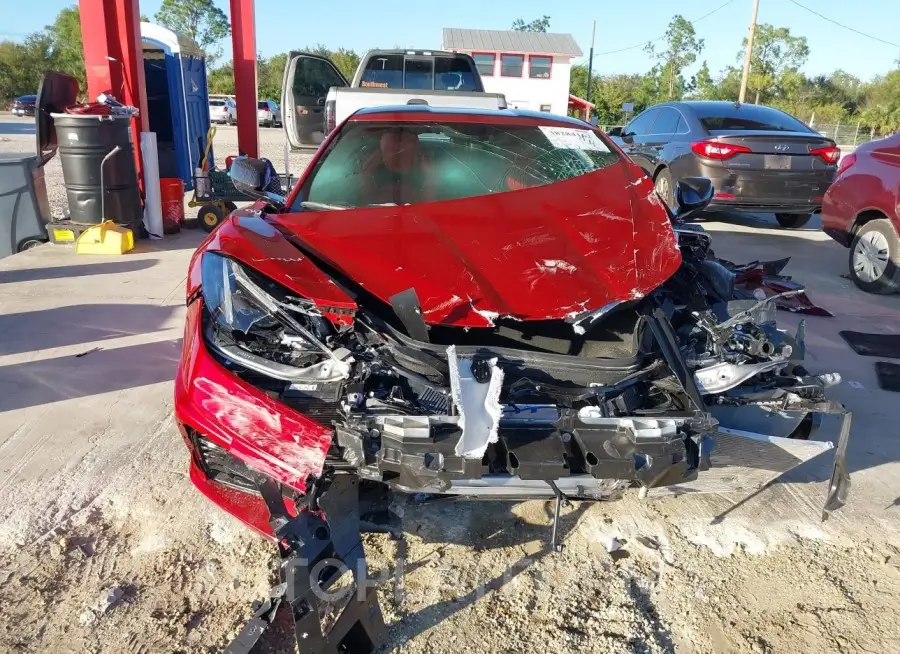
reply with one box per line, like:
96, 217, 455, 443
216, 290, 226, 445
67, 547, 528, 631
0, 232, 203, 547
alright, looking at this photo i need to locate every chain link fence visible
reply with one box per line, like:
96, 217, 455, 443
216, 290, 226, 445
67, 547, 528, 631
806, 120, 878, 148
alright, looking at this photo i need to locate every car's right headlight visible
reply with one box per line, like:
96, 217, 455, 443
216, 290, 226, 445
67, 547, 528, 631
200, 252, 351, 383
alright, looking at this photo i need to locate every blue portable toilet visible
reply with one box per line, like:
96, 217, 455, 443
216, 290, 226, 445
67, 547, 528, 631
141, 23, 213, 190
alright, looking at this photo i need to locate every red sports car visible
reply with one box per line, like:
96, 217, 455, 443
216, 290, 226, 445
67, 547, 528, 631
174, 106, 849, 650
822, 134, 900, 293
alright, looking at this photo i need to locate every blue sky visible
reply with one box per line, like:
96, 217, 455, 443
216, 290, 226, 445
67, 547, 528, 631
4, 0, 899, 80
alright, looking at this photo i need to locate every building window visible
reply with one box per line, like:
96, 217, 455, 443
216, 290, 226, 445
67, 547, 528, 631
529, 56, 552, 79
472, 53, 495, 77
539, 104, 552, 112
500, 54, 524, 77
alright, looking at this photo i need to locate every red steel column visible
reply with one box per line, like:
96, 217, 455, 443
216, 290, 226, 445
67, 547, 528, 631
230, 0, 259, 158
79, 0, 148, 185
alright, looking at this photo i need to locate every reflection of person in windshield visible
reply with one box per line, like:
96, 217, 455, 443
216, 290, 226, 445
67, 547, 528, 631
361, 127, 435, 205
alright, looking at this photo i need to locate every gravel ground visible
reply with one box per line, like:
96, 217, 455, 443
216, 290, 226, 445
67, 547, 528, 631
2, 113, 900, 653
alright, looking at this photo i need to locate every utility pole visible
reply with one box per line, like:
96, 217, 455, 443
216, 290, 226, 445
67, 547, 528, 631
585, 20, 596, 120
738, 0, 760, 103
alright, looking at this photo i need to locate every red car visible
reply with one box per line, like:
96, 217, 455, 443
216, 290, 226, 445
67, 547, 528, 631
174, 106, 850, 649
821, 133, 900, 293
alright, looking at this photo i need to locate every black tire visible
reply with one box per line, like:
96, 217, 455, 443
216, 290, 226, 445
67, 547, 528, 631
198, 204, 226, 233
775, 213, 813, 229
17, 238, 45, 252
848, 218, 900, 294
653, 168, 675, 210
223, 201, 238, 213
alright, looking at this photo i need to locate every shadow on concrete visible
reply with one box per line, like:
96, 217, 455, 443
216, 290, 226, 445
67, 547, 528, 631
0, 119, 35, 135
0, 304, 180, 356
0, 338, 182, 412
0, 258, 158, 284
130, 230, 206, 254
698, 209, 823, 233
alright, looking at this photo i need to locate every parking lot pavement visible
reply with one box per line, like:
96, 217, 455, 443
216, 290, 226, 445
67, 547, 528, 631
669, 210, 900, 547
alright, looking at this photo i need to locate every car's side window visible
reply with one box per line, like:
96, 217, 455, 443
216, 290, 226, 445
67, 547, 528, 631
626, 109, 657, 136
649, 108, 680, 136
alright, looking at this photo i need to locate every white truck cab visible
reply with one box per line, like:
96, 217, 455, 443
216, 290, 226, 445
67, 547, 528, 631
281, 49, 507, 150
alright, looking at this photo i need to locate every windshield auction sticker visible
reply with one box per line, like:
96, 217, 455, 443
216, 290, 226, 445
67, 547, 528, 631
539, 126, 610, 152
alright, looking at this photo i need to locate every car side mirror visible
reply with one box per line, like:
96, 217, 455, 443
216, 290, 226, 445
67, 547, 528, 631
229, 157, 287, 209
673, 177, 714, 223
607, 126, 623, 137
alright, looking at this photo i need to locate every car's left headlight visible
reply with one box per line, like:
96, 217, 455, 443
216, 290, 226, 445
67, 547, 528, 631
200, 252, 351, 383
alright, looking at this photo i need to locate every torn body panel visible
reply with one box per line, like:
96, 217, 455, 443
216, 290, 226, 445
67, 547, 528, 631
270, 162, 681, 328
176, 301, 334, 493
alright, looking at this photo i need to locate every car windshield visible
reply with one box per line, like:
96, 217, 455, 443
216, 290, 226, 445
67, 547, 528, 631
301, 119, 619, 209
209, 100, 225, 107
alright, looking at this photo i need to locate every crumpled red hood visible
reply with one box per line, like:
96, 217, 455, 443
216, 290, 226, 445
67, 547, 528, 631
272, 161, 680, 327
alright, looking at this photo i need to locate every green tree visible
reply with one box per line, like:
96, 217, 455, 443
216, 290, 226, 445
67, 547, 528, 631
301, 45, 360, 80
257, 53, 286, 100
739, 24, 809, 104
512, 16, 551, 32
207, 63, 235, 95
45, 6, 85, 92
0, 35, 54, 101
691, 61, 717, 100
155, 0, 230, 65
858, 70, 900, 134
644, 15, 703, 99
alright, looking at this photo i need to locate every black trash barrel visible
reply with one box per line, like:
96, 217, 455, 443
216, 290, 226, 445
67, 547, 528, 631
53, 114, 142, 234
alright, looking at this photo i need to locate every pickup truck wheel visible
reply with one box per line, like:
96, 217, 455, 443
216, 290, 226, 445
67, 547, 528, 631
775, 213, 813, 228
849, 218, 900, 294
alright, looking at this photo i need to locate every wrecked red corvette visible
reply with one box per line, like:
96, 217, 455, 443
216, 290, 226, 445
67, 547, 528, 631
174, 107, 850, 652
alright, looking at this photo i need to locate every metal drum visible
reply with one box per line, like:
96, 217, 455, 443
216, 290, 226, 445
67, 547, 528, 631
53, 114, 142, 233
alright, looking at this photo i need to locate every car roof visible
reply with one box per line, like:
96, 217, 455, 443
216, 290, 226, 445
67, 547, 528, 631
351, 105, 591, 127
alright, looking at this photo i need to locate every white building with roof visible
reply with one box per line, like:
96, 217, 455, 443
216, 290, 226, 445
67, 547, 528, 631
442, 28, 583, 116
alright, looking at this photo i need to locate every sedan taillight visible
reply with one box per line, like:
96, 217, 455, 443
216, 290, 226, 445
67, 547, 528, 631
809, 145, 841, 165
691, 140, 752, 160
836, 152, 857, 176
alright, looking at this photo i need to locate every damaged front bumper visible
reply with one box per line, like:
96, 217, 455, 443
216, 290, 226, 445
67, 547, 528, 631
176, 295, 850, 523
177, 279, 851, 654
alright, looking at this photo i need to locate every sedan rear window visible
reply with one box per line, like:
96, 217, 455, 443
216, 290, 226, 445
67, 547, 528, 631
696, 104, 811, 132
302, 120, 619, 209
209, 100, 225, 107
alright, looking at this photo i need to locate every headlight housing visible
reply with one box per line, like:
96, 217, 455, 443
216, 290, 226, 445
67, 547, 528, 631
200, 252, 351, 383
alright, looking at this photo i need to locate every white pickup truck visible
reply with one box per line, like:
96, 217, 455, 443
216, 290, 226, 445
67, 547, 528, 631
280, 49, 508, 149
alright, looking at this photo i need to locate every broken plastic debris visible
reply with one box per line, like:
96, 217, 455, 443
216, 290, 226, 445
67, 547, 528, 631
447, 345, 504, 459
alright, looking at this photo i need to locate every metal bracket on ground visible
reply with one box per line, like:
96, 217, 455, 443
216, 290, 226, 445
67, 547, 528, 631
226, 473, 387, 654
